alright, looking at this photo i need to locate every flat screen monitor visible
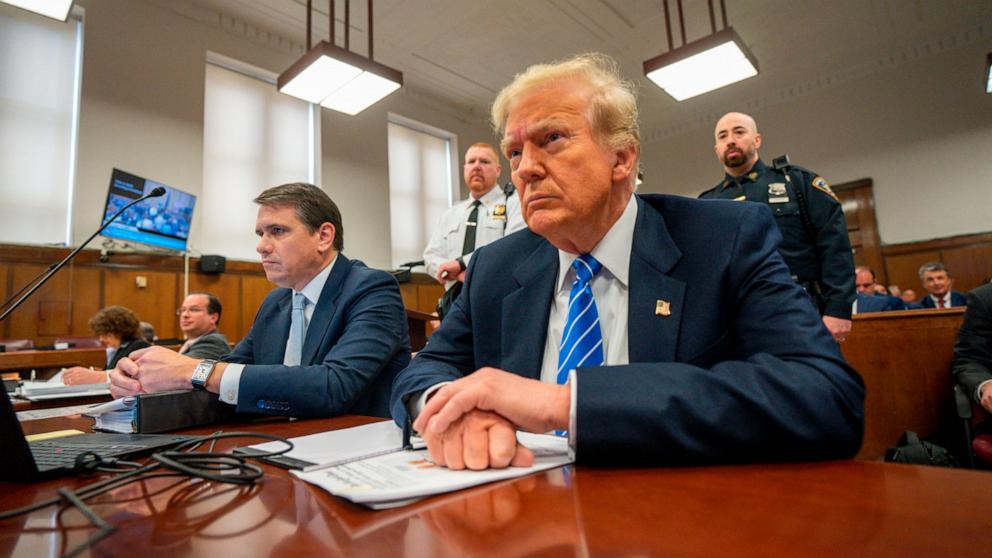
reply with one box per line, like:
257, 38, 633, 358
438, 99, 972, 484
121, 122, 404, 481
100, 168, 196, 251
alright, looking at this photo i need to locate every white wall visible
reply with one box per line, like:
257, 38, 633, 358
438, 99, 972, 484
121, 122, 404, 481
640, 38, 992, 245
61, 0, 992, 262
70, 0, 494, 269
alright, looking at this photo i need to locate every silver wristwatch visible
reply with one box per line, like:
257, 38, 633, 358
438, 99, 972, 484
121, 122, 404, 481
190, 359, 218, 390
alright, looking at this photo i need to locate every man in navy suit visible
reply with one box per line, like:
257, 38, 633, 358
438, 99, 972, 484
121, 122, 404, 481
110, 183, 410, 418
393, 53, 865, 469
916, 262, 968, 309
853, 266, 904, 313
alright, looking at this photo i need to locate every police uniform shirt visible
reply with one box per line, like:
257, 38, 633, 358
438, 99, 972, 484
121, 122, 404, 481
698, 159, 855, 320
422, 185, 525, 280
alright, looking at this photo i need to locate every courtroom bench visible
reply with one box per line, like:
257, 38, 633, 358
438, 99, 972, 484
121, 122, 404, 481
843, 307, 965, 459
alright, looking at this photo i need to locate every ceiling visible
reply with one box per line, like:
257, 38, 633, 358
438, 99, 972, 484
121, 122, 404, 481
181, 0, 991, 139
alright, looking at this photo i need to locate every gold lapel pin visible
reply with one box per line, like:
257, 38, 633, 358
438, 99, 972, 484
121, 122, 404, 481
655, 300, 672, 317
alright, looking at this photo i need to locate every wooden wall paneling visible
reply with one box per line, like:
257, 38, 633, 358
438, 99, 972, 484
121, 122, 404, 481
884, 250, 941, 295
103, 269, 179, 337
0, 263, 9, 338
941, 243, 992, 292
188, 271, 245, 344
68, 266, 102, 339
240, 274, 276, 343
834, 179, 884, 284
7, 264, 74, 343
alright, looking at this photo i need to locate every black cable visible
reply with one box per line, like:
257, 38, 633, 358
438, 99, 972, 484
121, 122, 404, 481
0, 431, 293, 557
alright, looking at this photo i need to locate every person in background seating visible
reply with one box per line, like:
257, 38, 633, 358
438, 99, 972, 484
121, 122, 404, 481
176, 292, 229, 360
915, 262, 967, 309
63, 306, 151, 385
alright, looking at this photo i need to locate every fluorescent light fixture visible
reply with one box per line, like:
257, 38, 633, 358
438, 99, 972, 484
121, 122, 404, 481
0, 0, 73, 21
986, 53, 991, 94
644, 27, 758, 102
278, 41, 402, 115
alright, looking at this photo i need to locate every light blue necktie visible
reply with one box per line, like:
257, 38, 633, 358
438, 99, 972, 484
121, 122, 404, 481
557, 254, 604, 384
285, 293, 306, 366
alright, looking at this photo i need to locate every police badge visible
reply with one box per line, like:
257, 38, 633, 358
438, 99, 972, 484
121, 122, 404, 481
768, 182, 789, 203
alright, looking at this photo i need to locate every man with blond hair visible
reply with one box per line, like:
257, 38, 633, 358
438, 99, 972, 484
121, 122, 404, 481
391, 53, 864, 469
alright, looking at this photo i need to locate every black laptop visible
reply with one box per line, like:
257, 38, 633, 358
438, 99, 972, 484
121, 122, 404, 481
1, 391, 191, 481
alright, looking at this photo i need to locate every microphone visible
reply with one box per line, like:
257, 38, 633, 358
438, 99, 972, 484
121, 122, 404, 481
0, 187, 169, 322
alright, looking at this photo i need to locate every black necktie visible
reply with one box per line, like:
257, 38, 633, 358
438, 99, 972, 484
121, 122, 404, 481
461, 200, 481, 256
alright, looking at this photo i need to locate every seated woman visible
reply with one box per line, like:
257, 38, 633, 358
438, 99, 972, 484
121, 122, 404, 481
62, 306, 151, 385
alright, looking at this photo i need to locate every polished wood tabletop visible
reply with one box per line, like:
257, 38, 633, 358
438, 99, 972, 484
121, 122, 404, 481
2, 414, 991, 557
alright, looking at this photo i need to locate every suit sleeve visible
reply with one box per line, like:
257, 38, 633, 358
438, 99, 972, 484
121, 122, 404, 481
800, 171, 855, 319
953, 287, 992, 404
390, 252, 483, 425
236, 272, 408, 418
575, 204, 865, 464
184, 335, 231, 360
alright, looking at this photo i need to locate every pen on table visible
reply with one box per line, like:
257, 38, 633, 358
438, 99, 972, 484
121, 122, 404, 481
402, 417, 414, 450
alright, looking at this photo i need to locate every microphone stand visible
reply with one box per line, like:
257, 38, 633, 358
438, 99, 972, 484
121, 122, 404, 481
0, 189, 166, 322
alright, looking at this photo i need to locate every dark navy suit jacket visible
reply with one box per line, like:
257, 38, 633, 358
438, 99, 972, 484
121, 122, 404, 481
917, 291, 968, 309
225, 255, 410, 418
391, 194, 865, 465
856, 293, 905, 313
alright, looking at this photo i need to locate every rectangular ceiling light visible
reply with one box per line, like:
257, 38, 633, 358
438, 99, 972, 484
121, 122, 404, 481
278, 41, 403, 115
986, 52, 991, 94
644, 27, 758, 102
0, 0, 74, 21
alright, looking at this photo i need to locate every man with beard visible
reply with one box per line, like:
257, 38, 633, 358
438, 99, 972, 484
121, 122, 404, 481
699, 112, 855, 343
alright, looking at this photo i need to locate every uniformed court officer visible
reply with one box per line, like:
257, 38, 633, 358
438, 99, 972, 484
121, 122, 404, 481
699, 112, 855, 343
423, 142, 525, 286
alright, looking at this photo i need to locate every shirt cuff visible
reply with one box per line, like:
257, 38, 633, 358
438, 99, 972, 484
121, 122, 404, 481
219, 363, 244, 405
567, 369, 577, 460
406, 382, 452, 424
977, 380, 992, 405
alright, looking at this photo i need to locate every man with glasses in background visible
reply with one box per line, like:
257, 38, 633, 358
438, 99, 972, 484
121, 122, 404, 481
176, 292, 229, 360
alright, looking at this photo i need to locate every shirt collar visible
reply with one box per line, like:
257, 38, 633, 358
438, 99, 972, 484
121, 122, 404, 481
723, 158, 767, 186
473, 185, 505, 206
930, 292, 951, 305
294, 254, 337, 305
556, 194, 637, 293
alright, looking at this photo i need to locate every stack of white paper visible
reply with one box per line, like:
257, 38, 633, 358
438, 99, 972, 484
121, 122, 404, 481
84, 397, 137, 432
241, 421, 573, 509
18, 380, 110, 401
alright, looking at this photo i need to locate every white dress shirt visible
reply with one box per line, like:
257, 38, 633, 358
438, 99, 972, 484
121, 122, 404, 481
540, 194, 636, 445
219, 256, 337, 405
422, 185, 525, 280
929, 292, 952, 308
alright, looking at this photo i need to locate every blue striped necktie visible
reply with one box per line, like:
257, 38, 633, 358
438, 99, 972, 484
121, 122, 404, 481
557, 254, 604, 384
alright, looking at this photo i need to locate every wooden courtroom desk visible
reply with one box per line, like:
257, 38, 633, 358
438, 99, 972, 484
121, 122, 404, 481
0, 348, 106, 378
843, 308, 965, 459
3, 415, 992, 557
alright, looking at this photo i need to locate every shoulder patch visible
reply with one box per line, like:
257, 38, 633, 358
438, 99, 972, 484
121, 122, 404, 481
811, 176, 838, 202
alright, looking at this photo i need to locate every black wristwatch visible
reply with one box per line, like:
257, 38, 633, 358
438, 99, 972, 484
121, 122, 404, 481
190, 359, 218, 390
456, 256, 466, 271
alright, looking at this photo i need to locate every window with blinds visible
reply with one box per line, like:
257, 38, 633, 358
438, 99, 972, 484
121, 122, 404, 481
387, 115, 457, 267
200, 54, 319, 261
0, 4, 83, 246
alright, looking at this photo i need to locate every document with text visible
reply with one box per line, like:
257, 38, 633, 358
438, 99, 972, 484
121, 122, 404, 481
293, 431, 572, 509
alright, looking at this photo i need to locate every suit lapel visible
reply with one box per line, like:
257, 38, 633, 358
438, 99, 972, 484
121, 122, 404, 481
301, 256, 352, 364
500, 240, 558, 379
628, 196, 685, 363
262, 291, 293, 364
